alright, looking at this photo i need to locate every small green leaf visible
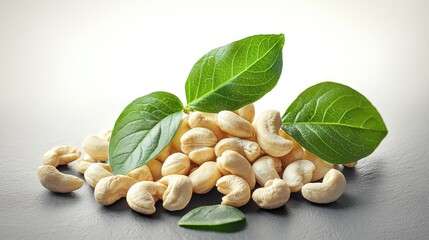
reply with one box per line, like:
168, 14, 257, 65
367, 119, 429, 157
186, 34, 285, 113
179, 205, 245, 230
109, 92, 183, 175
282, 82, 388, 164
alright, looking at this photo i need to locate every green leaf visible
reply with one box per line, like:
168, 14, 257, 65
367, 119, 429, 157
281, 82, 388, 164
185, 34, 285, 113
109, 92, 183, 175
178, 205, 245, 231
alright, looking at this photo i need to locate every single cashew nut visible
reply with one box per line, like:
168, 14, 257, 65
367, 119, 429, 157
147, 159, 163, 181
171, 116, 191, 152
216, 150, 256, 189
253, 110, 293, 157
252, 155, 282, 186
84, 163, 112, 188
83, 135, 109, 161
216, 175, 250, 207
180, 127, 217, 154
233, 104, 255, 123
252, 179, 290, 209
127, 165, 153, 182
43, 145, 81, 167
155, 145, 171, 163
344, 162, 357, 168
188, 147, 216, 165
188, 161, 222, 194
218, 111, 255, 138
304, 150, 338, 181
283, 160, 316, 192
94, 175, 137, 205
215, 138, 261, 163
188, 112, 226, 140
99, 129, 112, 142
37, 165, 84, 193
301, 169, 346, 204
278, 129, 304, 167
162, 153, 191, 176
126, 181, 167, 215
158, 175, 193, 211
76, 160, 93, 174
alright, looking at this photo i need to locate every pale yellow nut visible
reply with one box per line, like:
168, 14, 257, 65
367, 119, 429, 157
94, 175, 137, 205
188, 147, 216, 165
155, 145, 171, 163
252, 155, 282, 186
215, 138, 261, 163
301, 169, 346, 204
126, 181, 167, 215
188, 112, 226, 140
83, 135, 109, 161
304, 150, 338, 181
171, 116, 191, 152
344, 162, 357, 168
218, 111, 255, 138
252, 178, 290, 209
99, 129, 112, 142
82, 154, 97, 163
162, 153, 191, 176
278, 129, 304, 167
253, 110, 293, 157
216, 175, 250, 208
147, 159, 163, 181
158, 175, 193, 211
76, 160, 94, 174
180, 127, 217, 154
233, 104, 255, 123
188, 161, 222, 194
216, 150, 256, 189
37, 165, 84, 193
283, 160, 315, 192
42, 145, 81, 167
127, 165, 153, 182
84, 163, 112, 188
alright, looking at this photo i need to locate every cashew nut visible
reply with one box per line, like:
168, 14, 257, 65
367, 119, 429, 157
278, 129, 304, 167
127, 165, 153, 182
180, 127, 217, 154
188, 111, 226, 140
217, 111, 255, 138
42, 145, 81, 167
252, 155, 282, 186
252, 179, 290, 209
161, 153, 191, 176
94, 175, 137, 205
253, 110, 293, 157
216, 175, 250, 207
82, 135, 109, 161
216, 150, 256, 189
171, 116, 191, 152
301, 169, 346, 204
188, 147, 216, 165
155, 144, 172, 163
188, 161, 222, 194
37, 165, 84, 193
126, 181, 167, 215
303, 150, 338, 181
84, 163, 112, 188
76, 160, 93, 174
158, 175, 193, 211
233, 103, 255, 123
283, 160, 315, 192
99, 129, 112, 142
215, 138, 261, 163
147, 159, 163, 181
344, 162, 357, 168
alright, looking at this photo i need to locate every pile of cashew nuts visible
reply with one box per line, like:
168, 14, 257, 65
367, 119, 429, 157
37, 104, 356, 214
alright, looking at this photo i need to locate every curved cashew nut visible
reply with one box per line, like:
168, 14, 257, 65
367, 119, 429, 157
147, 159, 163, 181
188, 147, 216, 165
253, 110, 293, 157
218, 111, 255, 138
301, 169, 346, 204
126, 181, 167, 215
76, 154, 97, 174
215, 138, 261, 163
43, 145, 81, 167
216, 150, 256, 189
283, 160, 315, 192
155, 145, 171, 163
303, 150, 338, 181
252, 179, 290, 209
84, 163, 112, 188
216, 175, 250, 207
158, 175, 193, 211
83, 135, 109, 161
188, 112, 226, 140
37, 165, 84, 193
180, 127, 217, 154
171, 116, 191, 152
278, 129, 304, 167
161, 153, 191, 176
188, 161, 222, 194
127, 165, 153, 181
94, 175, 137, 205
233, 104, 255, 123
252, 156, 282, 186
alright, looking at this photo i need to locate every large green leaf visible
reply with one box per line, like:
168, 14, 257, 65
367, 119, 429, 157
109, 92, 183, 175
186, 34, 285, 113
282, 82, 388, 164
